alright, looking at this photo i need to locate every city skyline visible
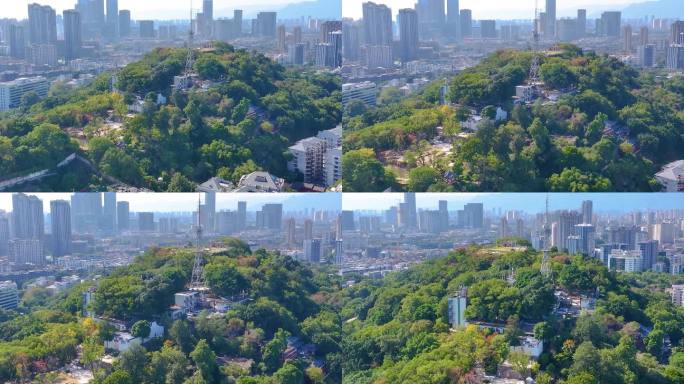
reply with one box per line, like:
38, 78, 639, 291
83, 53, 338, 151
342, 193, 684, 212
0, 193, 342, 213
343, 0, 651, 20
2, 0, 312, 20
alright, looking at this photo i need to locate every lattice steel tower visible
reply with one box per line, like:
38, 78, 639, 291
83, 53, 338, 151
189, 194, 206, 290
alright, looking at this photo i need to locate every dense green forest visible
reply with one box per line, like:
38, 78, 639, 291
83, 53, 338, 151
0, 42, 341, 191
339, 245, 684, 384
342, 45, 684, 192
0, 239, 343, 383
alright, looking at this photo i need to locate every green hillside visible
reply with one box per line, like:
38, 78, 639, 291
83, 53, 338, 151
0, 42, 341, 192
339, 245, 684, 384
0, 239, 343, 383
343, 45, 684, 192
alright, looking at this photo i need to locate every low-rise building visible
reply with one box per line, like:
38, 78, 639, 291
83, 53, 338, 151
342, 81, 377, 107
0, 76, 49, 111
655, 160, 684, 192
236, 171, 285, 192
608, 249, 643, 272
0, 281, 18, 310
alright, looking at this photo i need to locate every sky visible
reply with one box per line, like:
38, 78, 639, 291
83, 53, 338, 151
1, 0, 304, 20
0, 193, 341, 214
342, 0, 650, 20
342, 193, 684, 213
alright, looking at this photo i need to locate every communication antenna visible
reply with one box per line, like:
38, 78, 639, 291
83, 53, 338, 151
540, 194, 551, 277
184, 0, 196, 76
528, 0, 542, 91
189, 193, 206, 290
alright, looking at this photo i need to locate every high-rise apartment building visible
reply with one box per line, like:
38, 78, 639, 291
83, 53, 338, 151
119, 10, 131, 37
446, 0, 460, 39
460, 9, 472, 38
545, 0, 556, 38
117, 201, 130, 232
398, 9, 419, 62
106, 0, 119, 39
50, 200, 71, 257
362, 2, 393, 46
64, 10, 82, 60
28, 4, 57, 45
11, 193, 44, 240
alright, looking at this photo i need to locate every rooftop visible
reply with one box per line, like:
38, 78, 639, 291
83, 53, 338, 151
236, 171, 284, 192
197, 177, 235, 193
656, 160, 684, 182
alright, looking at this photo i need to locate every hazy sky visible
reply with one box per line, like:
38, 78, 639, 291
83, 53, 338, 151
1, 0, 303, 20
0, 193, 339, 214
342, 193, 684, 213
343, 0, 649, 20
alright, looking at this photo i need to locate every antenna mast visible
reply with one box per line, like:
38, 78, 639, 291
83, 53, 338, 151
184, 0, 195, 76
540, 194, 551, 277
190, 193, 205, 289
529, 0, 541, 85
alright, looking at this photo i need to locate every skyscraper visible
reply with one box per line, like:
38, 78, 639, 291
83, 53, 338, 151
480, 20, 497, 38
671, 21, 684, 44
398, 9, 419, 62
260, 204, 282, 230
102, 192, 116, 233
577, 9, 586, 38
463, 203, 483, 228
138, 212, 155, 231
71, 193, 101, 234
119, 10, 131, 37
403, 193, 418, 228
362, 2, 393, 46
446, 0, 460, 39
63, 10, 82, 61
460, 9, 472, 38
623, 25, 633, 51
335, 239, 344, 266
203, 0, 214, 37
9, 25, 26, 59
237, 201, 247, 230
11, 194, 44, 240
438, 200, 449, 232
50, 200, 71, 257
416, 0, 445, 39
340, 211, 355, 231
285, 218, 296, 245
545, 0, 556, 38
255, 12, 277, 37
304, 239, 321, 263
599, 11, 621, 37
574, 223, 595, 255
117, 201, 130, 232
204, 192, 216, 232
638, 240, 658, 272
0, 217, 9, 256
106, 0, 119, 39
304, 219, 313, 240
581, 200, 593, 224
28, 4, 57, 45
233, 10, 243, 37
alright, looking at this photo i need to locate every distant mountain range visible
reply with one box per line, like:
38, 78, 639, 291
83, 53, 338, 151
277, 0, 341, 20
217, 0, 340, 21
621, 0, 684, 19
